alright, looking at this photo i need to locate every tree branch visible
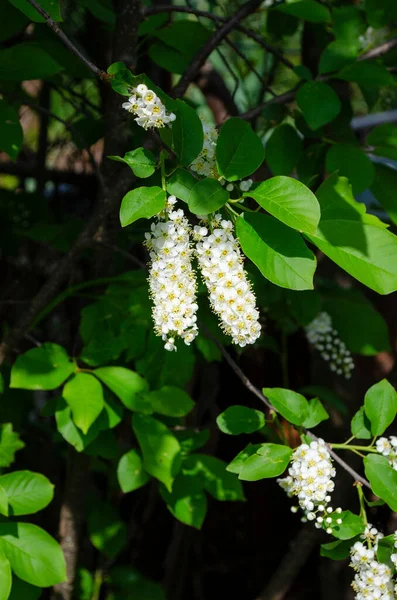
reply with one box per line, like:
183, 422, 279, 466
359, 37, 397, 60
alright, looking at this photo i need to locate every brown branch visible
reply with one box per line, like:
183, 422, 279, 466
171, 0, 265, 98
359, 37, 397, 60
238, 85, 300, 122
26, 0, 107, 79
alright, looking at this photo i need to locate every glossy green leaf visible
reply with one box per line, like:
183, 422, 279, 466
226, 444, 264, 475
0, 549, 12, 600
94, 367, 150, 412
321, 538, 356, 560
351, 407, 372, 440
10, 343, 74, 391
0, 522, 66, 587
297, 82, 341, 130
306, 174, 397, 294
160, 474, 207, 529
263, 388, 309, 425
10, 0, 62, 21
63, 373, 104, 434
183, 455, 245, 501
319, 40, 357, 74
377, 534, 395, 565
331, 511, 365, 540
245, 176, 320, 234
172, 100, 203, 166
239, 444, 292, 481
274, 0, 331, 22
174, 429, 210, 455
132, 414, 181, 491
364, 379, 397, 436
302, 398, 329, 428
166, 168, 197, 203
0, 471, 54, 516
266, 124, 303, 175
109, 148, 156, 178
0, 99, 23, 161
188, 178, 228, 215
364, 454, 397, 511
75, 568, 94, 600
0, 424, 25, 468
326, 144, 374, 194
120, 186, 166, 227
216, 118, 265, 181
143, 386, 194, 417
371, 164, 397, 225
117, 449, 150, 493
0, 43, 63, 80
237, 213, 316, 290
216, 406, 265, 435
55, 397, 101, 452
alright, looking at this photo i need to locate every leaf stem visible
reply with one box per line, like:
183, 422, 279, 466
91, 568, 104, 600
357, 484, 368, 527
330, 443, 378, 453
160, 150, 167, 191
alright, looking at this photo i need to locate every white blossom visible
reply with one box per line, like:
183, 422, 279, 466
190, 120, 219, 178
350, 532, 394, 600
122, 84, 176, 130
305, 312, 354, 379
145, 196, 198, 350
376, 436, 397, 471
194, 214, 261, 347
278, 439, 342, 532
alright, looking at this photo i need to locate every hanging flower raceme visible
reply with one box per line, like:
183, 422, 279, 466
350, 526, 394, 600
145, 196, 198, 351
194, 214, 261, 347
376, 436, 397, 471
277, 439, 343, 533
122, 84, 176, 130
190, 120, 219, 178
305, 312, 354, 379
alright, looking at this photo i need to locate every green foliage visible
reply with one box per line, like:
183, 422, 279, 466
142, 386, 195, 417
238, 444, 292, 481
364, 379, 397, 436
63, 373, 104, 434
183, 455, 245, 501
160, 474, 207, 529
0, 99, 23, 161
188, 177, 229, 215
109, 148, 156, 178
10, 0, 62, 21
87, 499, 127, 559
0, 424, 25, 468
172, 100, 204, 166
10, 344, 74, 391
117, 449, 150, 493
331, 511, 365, 540
120, 187, 166, 227
94, 367, 149, 411
216, 406, 265, 435
216, 118, 265, 181
166, 168, 197, 203
0, 549, 12, 600
297, 82, 341, 130
302, 398, 329, 428
325, 144, 374, 194
351, 407, 372, 440
262, 388, 309, 425
266, 124, 303, 176
364, 454, 397, 511
0, 471, 54, 516
274, 0, 331, 22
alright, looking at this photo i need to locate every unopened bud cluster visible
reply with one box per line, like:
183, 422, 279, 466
350, 525, 395, 599
305, 312, 354, 379
122, 84, 176, 130
376, 437, 397, 471
194, 214, 261, 347
145, 196, 198, 351
278, 439, 343, 534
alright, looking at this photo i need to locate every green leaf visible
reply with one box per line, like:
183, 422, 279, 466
107, 567, 166, 600
149, 21, 211, 74
336, 61, 393, 87
8, 578, 41, 600
300, 385, 347, 415
10, 343, 74, 391
166, 168, 197, 203
331, 511, 365, 540
0, 548, 12, 600
62, 373, 104, 435
320, 539, 356, 560
55, 397, 101, 452
274, 1, 331, 22
183, 455, 245, 501
371, 164, 397, 226
245, 176, 320, 234
364, 454, 397, 511
364, 379, 397, 436
107, 61, 135, 96
306, 174, 397, 294
188, 178, 228, 215
302, 398, 329, 428
326, 144, 374, 194
365, 0, 397, 27
237, 213, 316, 291
351, 407, 372, 440
109, 148, 156, 178
319, 40, 357, 74
367, 123, 397, 147
297, 82, 341, 130
262, 388, 309, 425
120, 186, 166, 227
0, 424, 25, 468
117, 450, 150, 493
10, 0, 62, 21
0, 485, 8, 517
172, 100, 203, 167
0, 42, 63, 80
322, 289, 390, 356
75, 568, 94, 600
238, 444, 292, 481
266, 124, 303, 175
226, 444, 264, 475
0, 522, 66, 587
88, 499, 127, 559
132, 414, 181, 491
216, 117, 265, 181
0, 471, 54, 516
285, 289, 321, 326
0, 99, 23, 161
174, 429, 210, 455
377, 534, 395, 566
160, 474, 207, 529
216, 406, 265, 435
94, 367, 150, 412
143, 386, 195, 417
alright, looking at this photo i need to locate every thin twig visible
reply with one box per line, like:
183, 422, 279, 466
26, 0, 107, 79
359, 37, 397, 60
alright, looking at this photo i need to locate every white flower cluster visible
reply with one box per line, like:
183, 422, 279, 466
376, 437, 397, 471
194, 214, 261, 347
145, 196, 198, 351
277, 439, 342, 534
305, 312, 354, 379
122, 84, 176, 130
350, 526, 395, 600
190, 120, 218, 178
